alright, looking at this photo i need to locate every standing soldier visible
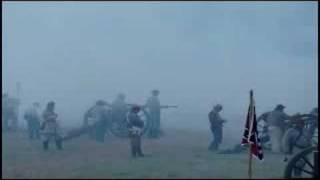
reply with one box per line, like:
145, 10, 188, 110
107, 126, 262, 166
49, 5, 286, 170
89, 100, 111, 143
208, 104, 227, 151
2, 94, 10, 131
309, 107, 318, 136
24, 102, 41, 139
146, 89, 167, 138
282, 109, 317, 164
257, 111, 272, 146
145, 90, 161, 138
144, 90, 178, 139
257, 111, 271, 124
266, 104, 291, 153
127, 105, 145, 158
83, 104, 97, 139
2, 94, 20, 132
41, 101, 63, 151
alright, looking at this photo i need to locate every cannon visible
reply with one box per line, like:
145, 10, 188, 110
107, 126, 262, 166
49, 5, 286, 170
62, 103, 177, 140
109, 104, 177, 138
109, 107, 151, 138
284, 146, 318, 178
257, 113, 317, 151
283, 114, 318, 178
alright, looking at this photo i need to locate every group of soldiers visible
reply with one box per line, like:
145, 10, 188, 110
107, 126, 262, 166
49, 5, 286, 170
3, 90, 177, 157
2, 93, 20, 132
81, 89, 177, 157
2, 90, 318, 159
257, 105, 318, 156
209, 103, 318, 158
82, 90, 176, 140
22, 100, 63, 150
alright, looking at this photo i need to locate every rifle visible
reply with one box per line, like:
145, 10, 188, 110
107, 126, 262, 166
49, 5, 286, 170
126, 104, 178, 109
160, 105, 178, 109
126, 103, 147, 109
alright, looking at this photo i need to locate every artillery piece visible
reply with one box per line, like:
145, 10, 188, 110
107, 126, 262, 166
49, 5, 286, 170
109, 105, 151, 138
62, 103, 177, 140
109, 104, 177, 138
257, 113, 317, 151
283, 113, 318, 178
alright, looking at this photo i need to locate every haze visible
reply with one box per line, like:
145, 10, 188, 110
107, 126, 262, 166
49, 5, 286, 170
2, 2, 318, 134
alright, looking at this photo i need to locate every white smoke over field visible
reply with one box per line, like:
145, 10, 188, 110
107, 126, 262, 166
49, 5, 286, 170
2, 2, 318, 139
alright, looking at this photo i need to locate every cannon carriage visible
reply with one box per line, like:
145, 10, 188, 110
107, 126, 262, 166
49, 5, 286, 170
282, 113, 318, 178
66, 104, 153, 140
63, 103, 177, 141
109, 107, 151, 138
257, 113, 317, 151
256, 112, 318, 178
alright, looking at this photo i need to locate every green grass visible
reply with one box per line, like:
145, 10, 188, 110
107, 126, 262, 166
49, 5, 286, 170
2, 129, 287, 179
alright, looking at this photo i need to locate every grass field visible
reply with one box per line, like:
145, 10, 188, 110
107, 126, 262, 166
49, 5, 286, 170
2, 129, 287, 179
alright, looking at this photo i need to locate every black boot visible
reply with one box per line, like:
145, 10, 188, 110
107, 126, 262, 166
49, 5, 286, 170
137, 149, 144, 157
208, 142, 218, 151
137, 139, 144, 157
43, 141, 49, 151
56, 139, 63, 150
131, 147, 137, 158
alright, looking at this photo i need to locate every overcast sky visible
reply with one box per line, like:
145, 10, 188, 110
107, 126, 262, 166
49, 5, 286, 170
2, 2, 318, 128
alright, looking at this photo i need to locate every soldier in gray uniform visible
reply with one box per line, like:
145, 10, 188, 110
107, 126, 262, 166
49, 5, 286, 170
127, 105, 145, 157
2, 94, 10, 131
257, 111, 271, 123
144, 90, 177, 139
309, 107, 318, 136
90, 100, 111, 143
282, 108, 318, 157
266, 104, 291, 153
41, 101, 63, 151
2, 94, 20, 132
24, 102, 41, 139
83, 105, 96, 139
145, 90, 162, 138
257, 111, 272, 148
208, 104, 227, 151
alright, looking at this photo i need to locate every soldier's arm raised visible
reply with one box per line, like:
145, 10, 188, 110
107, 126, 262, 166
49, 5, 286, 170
257, 112, 268, 123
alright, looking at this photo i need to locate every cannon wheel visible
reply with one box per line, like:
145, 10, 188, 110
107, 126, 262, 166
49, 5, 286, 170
109, 109, 151, 138
284, 146, 317, 178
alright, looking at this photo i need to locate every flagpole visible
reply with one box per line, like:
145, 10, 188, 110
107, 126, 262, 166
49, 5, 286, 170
242, 89, 263, 179
248, 90, 254, 179
248, 144, 253, 179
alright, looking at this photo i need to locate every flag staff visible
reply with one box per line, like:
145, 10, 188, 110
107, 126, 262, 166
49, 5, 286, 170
248, 145, 253, 179
248, 90, 254, 179
242, 89, 263, 179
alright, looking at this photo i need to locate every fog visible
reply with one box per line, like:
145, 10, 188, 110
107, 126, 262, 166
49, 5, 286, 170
2, 2, 318, 134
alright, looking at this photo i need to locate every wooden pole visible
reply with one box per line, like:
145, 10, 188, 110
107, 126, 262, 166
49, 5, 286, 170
248, 144, 253, 179
315, 151, 318, 178
248, 90, 254, 179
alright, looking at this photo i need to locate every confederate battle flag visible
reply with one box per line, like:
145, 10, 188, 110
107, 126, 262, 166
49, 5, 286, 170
241, 90, 264, 161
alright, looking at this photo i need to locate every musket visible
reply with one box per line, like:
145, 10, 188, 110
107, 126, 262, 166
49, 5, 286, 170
126, 104, 178, 109
126, 103, 147, 109
160, 105, 178, 109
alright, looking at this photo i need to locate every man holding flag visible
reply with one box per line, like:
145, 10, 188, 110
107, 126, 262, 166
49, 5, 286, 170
241, 90, 264, 178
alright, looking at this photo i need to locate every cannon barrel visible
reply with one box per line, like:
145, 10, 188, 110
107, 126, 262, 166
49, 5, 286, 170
160, 105, 178, 109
